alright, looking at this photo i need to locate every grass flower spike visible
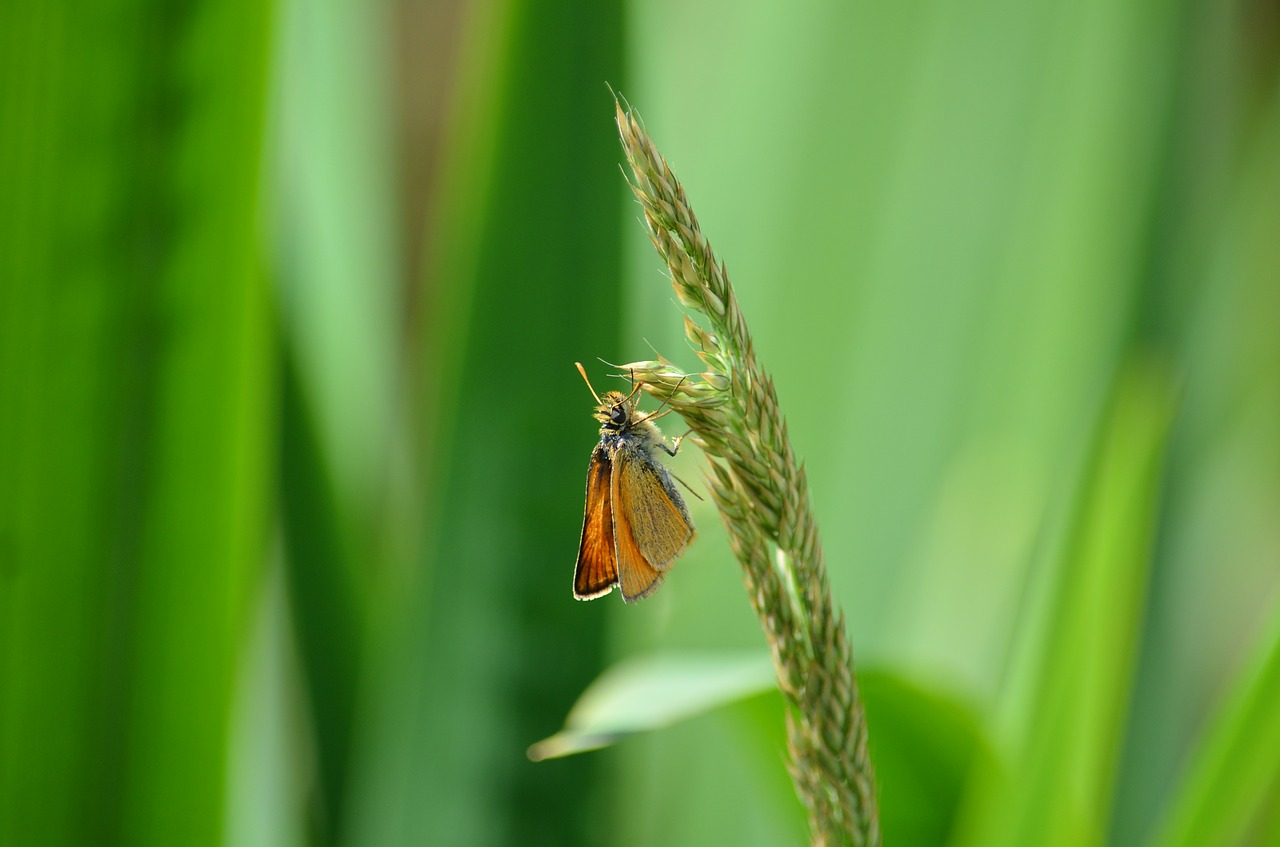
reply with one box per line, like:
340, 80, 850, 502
614, 101, 881, 847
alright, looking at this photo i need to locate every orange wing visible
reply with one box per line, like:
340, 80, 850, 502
574, 444, 617, 599
614, 448, 694, 572
611, 472, 663, 602
611, 445, 695, 602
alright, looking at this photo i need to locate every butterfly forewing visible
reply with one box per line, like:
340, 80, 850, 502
615, 448, 694, 571
574, 445, 618, 599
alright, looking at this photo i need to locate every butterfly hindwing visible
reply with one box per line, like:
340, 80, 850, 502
615, 445, 695, 572
611, 443, 698, 602
574, 444, 617, 599
610, 455, 664, 603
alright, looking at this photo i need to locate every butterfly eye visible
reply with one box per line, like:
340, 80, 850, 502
610, 405, 628, 426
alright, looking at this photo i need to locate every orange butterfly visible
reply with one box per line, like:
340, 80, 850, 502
573, 363, 695, 602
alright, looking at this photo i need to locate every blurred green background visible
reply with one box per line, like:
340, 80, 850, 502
2, 0, 1278, 845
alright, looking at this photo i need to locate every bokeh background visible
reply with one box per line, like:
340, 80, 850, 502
2, 0, 1278, 845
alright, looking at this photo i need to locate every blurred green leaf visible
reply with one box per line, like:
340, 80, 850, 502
528, 652, 775, 760
271, 0, 399, 509
534, 653, 992, 846
950, 356, 1177, 847
278, 341, 365, 844
1151, 595, 1280, 847
341, 1, 629, 845
861, 670, 993, 847
0, 1, 275, 845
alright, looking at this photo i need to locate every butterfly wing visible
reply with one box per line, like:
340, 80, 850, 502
611, 444, 696, 602
610, 449, 664, 603
615, 446, 695, 572
574, 444, 618, 599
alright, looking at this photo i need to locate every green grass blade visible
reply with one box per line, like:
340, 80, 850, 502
951, 357, 1178, 847
1116, 52, 1280, 845
342, 0, 629, 844
1, 8, 113, 844
266, 0, 402, 839
278, 341, 365, 843
121, 8, 275, 843
1145, 80, 1280, 845
0, 1, 275, 844
1151, 595, 1280, 847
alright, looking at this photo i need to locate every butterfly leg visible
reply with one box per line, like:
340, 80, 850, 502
659, 430, 693, 457
660, 432, 703, 500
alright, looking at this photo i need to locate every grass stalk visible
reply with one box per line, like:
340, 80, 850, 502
614, 100, 880, 847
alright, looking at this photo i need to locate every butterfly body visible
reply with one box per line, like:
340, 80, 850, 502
574, 383, 695, 603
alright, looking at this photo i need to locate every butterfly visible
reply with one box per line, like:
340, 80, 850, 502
573, 363, 695, 602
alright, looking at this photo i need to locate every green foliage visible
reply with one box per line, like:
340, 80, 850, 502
529, 652, 775, 760
337, 2, 631, 846
860, 670, 992, 847
2, 0, 1278, 844
949, 359, 1176, 847
0, 1, 274, 845
1153, 599, 1280, 847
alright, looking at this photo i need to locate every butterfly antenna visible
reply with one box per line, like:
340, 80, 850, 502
575, 362, 603, 405
634, 375, 689, 424
621, 368, 645, 406
590, 358, 646, 406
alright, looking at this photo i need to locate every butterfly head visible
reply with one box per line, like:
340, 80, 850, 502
594, 391, 635, 433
